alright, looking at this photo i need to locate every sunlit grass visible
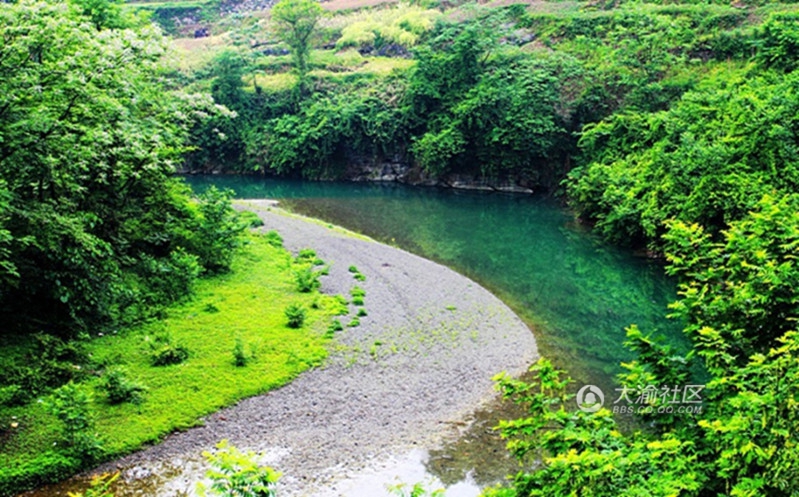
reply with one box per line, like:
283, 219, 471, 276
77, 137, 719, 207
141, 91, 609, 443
0, 232, 342, 466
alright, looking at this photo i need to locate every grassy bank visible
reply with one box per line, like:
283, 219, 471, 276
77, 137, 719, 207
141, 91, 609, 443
0, 230, 346, 495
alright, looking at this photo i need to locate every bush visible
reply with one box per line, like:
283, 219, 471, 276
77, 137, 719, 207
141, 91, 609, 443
264, 230, 283, 247
238, 210, 264, 228
348, 317, 360, 328
284, 304, 306, 329
44, 383, 103, 461
189, 186, 247, 274
99, 368, 146, 405
357, 308, 367, 317
197, 440, 280, 497
295, 268, 320, 293
149, 335, 190, 366
325, 319, 344, 338
232, 338, 249, 367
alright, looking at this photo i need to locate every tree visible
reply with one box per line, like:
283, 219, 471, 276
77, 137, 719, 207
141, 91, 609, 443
0, 0, 237, 337
270, 0, 323, 86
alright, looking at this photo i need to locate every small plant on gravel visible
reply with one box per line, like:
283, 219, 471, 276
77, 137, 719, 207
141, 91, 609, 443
350, 286, 366, 305
348, 265, 359, 273
357, 308, 368, 317
325, 319, 344, 338
295, 267, 320, 293
354, 272, 366, 281
68, 472, 119, 497
198, 440, 280, 497
264, 230, 283, 247
238, 211, 264, 228
296, 248, 324, 266
348, 317, 361, 328
100, 368, 146, 405
285, 304, 307, 328
386, 480, 444, 497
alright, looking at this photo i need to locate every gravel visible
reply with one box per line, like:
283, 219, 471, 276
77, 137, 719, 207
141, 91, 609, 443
93, 201, 538, 496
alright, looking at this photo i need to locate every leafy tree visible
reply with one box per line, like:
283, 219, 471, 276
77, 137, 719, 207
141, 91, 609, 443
271, 0, 323, 86
0, 0, 237, 337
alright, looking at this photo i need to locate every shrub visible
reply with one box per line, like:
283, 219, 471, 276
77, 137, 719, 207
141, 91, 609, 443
284, 304, 306, 329
238, 210, 264, 228
232, 338, 249, 367
44, 383, 103, 461
325, 319, 344, 338
348, 265, 359, 273
350, 286, 366, 298
295, 268, 320, 293
197, 440, 280, 497
189, 186, 247, 274
149, 335, 190, 366
353, 272, 366, 282
357, 308, 367, 317
99, 368, 146, 405
348, 317, 360, 328
352, 295, 365, 306
264, 230, 283, 247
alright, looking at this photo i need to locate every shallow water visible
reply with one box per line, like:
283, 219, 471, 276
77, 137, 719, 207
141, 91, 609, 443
22, 177, 684, 496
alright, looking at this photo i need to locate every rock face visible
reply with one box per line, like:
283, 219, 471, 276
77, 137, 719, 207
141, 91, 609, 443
345, 153, 535, 193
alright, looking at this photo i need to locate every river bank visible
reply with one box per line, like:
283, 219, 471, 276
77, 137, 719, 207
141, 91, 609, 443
23, 201, 538, 496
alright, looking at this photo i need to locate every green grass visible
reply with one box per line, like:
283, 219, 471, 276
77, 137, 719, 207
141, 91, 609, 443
0, 233, 340, 490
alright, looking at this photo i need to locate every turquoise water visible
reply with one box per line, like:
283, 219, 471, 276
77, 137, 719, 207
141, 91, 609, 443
186, 176, 684, 384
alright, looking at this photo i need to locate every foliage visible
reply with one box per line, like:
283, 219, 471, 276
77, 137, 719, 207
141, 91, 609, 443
67, 472, 119, 497
271, 0, 324, 83
44, 383, 103, 461
198, 440, 280, 497
568, 69, 799, 247
233, 338, 249, 367
0, 334, 89, 406
149, 334, 191, 366
188, 187, 247, 274
488, 194, 799, 496
1, 235, 334, 494
334, 3, 439, 51
284, 303, 307, 328
99, 368, 146, 405
295, 268, 321, 293
0, 0, 232, 338
387, 480, 445, 497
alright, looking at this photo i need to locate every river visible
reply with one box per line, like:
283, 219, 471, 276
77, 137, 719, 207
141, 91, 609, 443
185, 176, 686, 492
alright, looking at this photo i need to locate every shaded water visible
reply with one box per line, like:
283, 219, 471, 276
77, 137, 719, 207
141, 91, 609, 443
22, 177, 683, 496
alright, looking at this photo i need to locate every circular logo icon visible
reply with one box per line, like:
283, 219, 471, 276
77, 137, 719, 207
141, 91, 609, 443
576, 385, 604, 413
